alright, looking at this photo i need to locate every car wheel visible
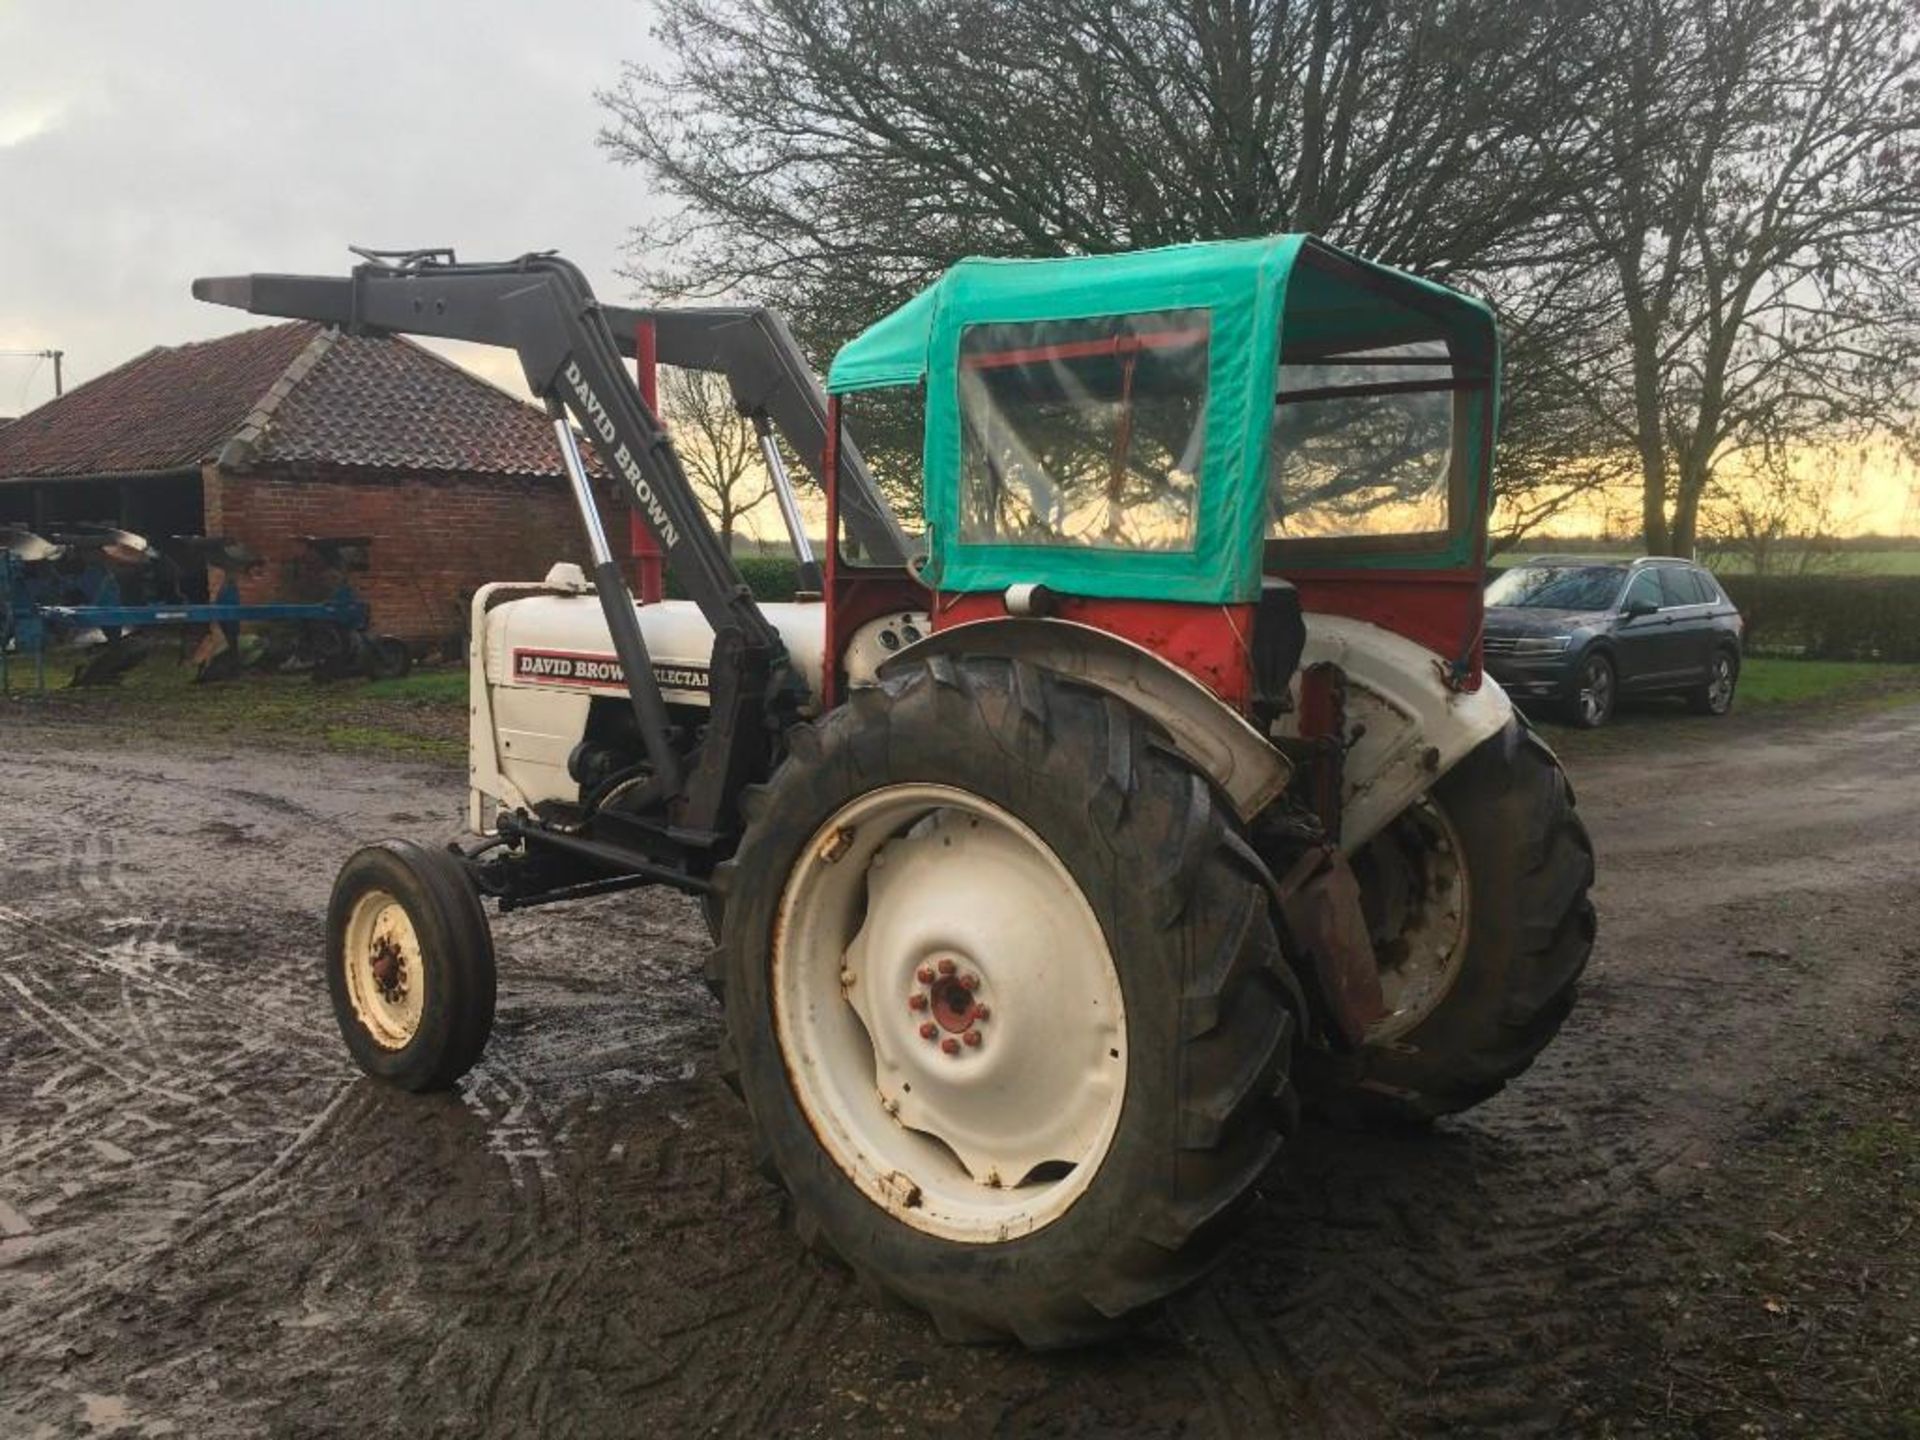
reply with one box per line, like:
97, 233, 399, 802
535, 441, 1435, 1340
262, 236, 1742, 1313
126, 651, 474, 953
1689, 648, 1739, 716
1568, 651, 1616, 729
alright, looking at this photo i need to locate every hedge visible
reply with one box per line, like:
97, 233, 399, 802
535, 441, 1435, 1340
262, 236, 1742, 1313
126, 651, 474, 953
671, 556, 1920, 663
1715, 573, 1920, 662
665, 554, 803, 603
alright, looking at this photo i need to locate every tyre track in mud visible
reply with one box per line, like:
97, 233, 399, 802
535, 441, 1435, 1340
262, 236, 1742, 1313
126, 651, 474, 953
0, 744, 422, 1437
2, 704, 1918, 1436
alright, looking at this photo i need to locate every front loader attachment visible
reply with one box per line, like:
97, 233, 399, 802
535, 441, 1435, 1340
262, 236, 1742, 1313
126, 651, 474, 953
199, 250, 799, 838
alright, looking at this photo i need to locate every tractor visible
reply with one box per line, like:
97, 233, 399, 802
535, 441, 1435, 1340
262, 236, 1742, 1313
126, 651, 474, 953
194, 237, 1593, 1347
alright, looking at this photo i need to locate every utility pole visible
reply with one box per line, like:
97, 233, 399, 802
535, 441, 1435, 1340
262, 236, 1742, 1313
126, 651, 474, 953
0, 347, 65, 400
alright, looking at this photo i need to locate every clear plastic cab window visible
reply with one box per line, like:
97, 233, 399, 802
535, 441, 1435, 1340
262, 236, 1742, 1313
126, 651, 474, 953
1269, 338, 1457, 543
836, 384, 928, 566
957, 309, 1209, 552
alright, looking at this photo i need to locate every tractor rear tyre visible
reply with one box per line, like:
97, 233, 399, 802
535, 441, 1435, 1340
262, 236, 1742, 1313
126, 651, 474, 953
710, 657, 1298, 1347
325, 840, 496, 1091
1303, 717, 1594, 1125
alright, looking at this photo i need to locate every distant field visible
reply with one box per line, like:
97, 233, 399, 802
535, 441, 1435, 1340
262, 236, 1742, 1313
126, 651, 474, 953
1705, 549, 1920, 576
1, 649, 466, 759
1491, 547, 1920, 575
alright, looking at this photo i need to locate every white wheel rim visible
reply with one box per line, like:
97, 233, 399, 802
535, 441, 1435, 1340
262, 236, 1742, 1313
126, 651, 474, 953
1357, 796, 1470, 1042
772, 784, 1127, 1244
342, 888, 425, 1050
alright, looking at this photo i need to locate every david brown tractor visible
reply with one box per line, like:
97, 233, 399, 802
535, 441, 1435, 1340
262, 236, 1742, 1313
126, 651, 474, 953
195, 237, 1594, 1347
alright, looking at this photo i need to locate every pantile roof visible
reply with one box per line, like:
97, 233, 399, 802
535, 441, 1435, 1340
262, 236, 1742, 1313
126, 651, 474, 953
0, 323, 569, 481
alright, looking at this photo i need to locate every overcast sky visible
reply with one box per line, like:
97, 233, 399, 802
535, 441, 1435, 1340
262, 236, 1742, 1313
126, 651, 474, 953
0, 0, 658, 412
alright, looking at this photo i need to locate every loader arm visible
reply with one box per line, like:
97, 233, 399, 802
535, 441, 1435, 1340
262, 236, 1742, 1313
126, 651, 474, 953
194, 251, 801, 836
604, 304, 907, 567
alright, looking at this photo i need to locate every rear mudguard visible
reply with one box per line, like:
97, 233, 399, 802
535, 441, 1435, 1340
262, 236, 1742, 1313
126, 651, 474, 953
1275, 614, 1513, 851
877, 617, 1291, 822
883, 612, 1510, 850
882, 612, 1503, 1047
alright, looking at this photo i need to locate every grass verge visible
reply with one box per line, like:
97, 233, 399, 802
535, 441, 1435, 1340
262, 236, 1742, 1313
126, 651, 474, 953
2, 647, 466, 761
1532, 658, 1920, 750
1737, 657, 1920, 706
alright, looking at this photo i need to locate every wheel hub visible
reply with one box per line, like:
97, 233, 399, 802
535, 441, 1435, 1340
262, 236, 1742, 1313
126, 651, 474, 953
369, 934, 407, 1002
907, 955, 989, 1045
1354, 796, 1470, 1042
342, 891, 425, 1051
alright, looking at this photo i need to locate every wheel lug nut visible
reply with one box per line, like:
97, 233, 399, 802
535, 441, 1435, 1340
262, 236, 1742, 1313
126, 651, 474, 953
919, 1021, 937, 1040
940, 1037, 960, 1055
936, 957, 956, 976
974, 1005, 990, 1022
916, 965, 936, 984
962, 1029, 982, 1047
907, 994, 929, 1011
958, 972, 978, 991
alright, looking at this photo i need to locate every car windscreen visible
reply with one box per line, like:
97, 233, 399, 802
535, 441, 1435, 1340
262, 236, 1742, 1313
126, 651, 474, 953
1485, 564, 1626, 611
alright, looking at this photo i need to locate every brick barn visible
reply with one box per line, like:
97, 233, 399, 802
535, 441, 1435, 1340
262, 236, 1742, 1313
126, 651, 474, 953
0, 323, 589, 647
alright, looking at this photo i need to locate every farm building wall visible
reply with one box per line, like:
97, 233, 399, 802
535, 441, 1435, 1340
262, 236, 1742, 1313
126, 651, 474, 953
203, 462, 587, 649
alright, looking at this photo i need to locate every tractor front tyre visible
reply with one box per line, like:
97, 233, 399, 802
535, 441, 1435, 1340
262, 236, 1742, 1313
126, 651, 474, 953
325, 840, 496, 1092
710, 657, 1298, 1347
1305, 718, 1594, 1125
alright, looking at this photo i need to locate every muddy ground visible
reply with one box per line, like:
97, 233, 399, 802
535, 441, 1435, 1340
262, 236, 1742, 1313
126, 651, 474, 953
1, 695, 1916, 1439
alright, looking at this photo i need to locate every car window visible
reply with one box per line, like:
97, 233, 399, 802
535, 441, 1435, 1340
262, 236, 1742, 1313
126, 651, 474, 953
1657, 567, 1705, 606
1689, 568, 1725, 605
1624, 570, 1664, 611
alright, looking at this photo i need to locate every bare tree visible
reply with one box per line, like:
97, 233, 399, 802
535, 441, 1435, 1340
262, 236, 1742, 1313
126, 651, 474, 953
1485, 260, 1649, 551
660, 366, 773, 551
1700, 453, 1863, 576
599, 0, 1624, 531
1569, 0, 1920, 556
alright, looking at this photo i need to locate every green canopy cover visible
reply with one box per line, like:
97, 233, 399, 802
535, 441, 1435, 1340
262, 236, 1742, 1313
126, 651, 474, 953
828, 236, 1497, 602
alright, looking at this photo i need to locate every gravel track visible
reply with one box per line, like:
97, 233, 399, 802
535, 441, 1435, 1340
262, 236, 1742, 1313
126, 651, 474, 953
2, 698, 1917, 1437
